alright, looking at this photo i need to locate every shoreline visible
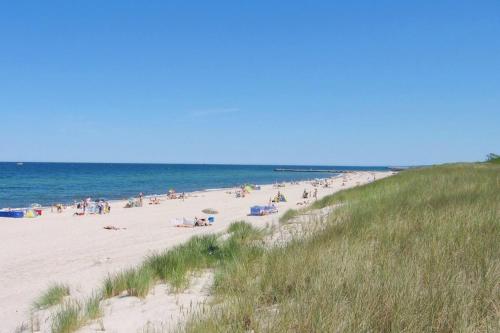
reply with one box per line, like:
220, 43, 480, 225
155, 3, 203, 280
0, 162, 391, 210
0, 171, 393, 332
1, 174, 343, 211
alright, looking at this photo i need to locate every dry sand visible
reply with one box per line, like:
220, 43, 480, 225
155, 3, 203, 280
0, 171, 393, 332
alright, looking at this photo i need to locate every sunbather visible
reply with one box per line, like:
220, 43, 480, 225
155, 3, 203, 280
174, 217, 211, 227
195, 217, 209, 226
149, 197, 160, 205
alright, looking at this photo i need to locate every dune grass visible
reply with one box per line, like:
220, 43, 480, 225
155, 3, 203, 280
46, 221, 266, 333
103, 266, 154, 298
84, 292, 103, 320
33, 283, 70, 310
50, 294, 103, 333
51, 301, 81, 333
279, 208, 301, 224
184, 163, 500, 332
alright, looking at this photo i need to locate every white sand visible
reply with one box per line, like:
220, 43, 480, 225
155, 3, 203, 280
77, 271, 214, 333
0, 171, 393, 332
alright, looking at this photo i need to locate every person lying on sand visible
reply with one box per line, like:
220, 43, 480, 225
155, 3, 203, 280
194, 217, 209, 226
149, 197, 160, 205
175, 217, 211, 228
103, 225, 127, 230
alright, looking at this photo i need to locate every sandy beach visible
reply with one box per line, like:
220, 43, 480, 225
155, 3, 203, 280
0, 171, 392, 332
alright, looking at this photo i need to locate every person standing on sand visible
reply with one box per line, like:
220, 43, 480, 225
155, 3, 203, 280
314, 188, 318, 200
139, 192, 144, 207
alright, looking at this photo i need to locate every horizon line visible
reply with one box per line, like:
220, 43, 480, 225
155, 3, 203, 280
0, 160, 403, 167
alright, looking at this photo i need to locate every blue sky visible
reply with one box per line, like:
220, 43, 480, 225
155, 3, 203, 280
1, 1, 499, 165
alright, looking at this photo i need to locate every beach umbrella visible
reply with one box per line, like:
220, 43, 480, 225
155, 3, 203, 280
202, 208, 218, 214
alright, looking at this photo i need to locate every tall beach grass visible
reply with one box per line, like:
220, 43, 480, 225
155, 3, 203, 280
47, 220, 266, 332
33, 283, 70, 310
184, 163, 500, 332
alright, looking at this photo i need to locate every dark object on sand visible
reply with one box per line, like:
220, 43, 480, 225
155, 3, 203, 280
103, 225, 127, 230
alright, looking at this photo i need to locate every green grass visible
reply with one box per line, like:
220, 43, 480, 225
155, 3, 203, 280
184, 163, 500, 332
227, 220, 265, 243
51, 301, 81, 333
103, 266, 154, 298
279, 208, 301, 224
146, 234, 221, 289
84, 292, 103, 320
35, 221, 266, 333
101, 221, 265, 301
49, 293, 103, 333
33, 283, 70, 310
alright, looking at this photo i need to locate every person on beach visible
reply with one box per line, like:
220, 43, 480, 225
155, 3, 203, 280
194, 217, 207, 226
313, 188, 318, 200
54, 203, 63, 213
139, 192, 144, 207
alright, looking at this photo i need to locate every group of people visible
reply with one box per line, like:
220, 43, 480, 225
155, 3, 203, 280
270, 191, 287, 203
125, 190, 185, 208
74, 197, 111, 215
236, 188, 248, 198
167, 189, 185, 200
302, 188, 318, 200
311, 179, 331, 188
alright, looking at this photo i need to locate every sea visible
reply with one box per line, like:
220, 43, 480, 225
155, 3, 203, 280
0, 162, 389, 208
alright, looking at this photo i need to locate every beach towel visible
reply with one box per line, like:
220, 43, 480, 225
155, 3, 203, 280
183, 218, 195, 226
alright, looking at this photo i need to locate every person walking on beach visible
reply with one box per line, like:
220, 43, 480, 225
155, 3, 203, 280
81, 200, 86, 214
313, 188, 318, 200
139, 192, 144, 207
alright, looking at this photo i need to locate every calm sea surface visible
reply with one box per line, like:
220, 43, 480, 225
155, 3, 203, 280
0, 163, 389, 208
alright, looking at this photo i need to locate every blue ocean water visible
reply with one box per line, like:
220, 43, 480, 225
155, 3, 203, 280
0, 163, 389, 208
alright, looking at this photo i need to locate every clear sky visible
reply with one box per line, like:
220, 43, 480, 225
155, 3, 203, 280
1, 1, 499, 166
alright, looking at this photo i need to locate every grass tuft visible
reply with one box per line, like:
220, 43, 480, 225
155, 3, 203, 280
103, 266, 154, 298
33, 283, 70, 310
84, 292, 103, 320
51, 301, 81, 333
278, 209, 300, 224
